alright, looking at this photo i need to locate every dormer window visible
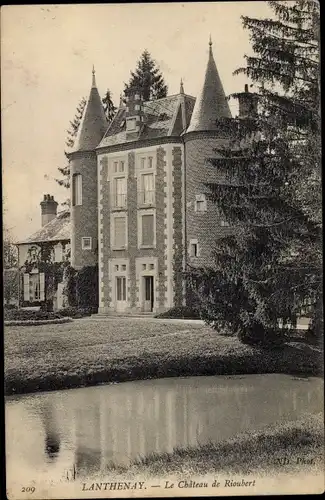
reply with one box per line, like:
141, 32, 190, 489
126, 117, 137, 131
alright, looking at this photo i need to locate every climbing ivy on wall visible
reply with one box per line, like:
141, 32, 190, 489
63, 264, 98, 311
23, 242, 70, 311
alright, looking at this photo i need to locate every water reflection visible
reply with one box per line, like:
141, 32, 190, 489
41, 403, 61, 461
5, 375, 323, 481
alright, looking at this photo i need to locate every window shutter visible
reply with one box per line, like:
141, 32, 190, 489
39, 273, 45, 301
142, 214, 154, 246
114, 217, 126, 247
54, 243, 63, 262
23, 273, 30, 301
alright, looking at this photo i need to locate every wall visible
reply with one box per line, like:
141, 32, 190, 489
70, 152, 98, 269
17, 240, 70, 309
18, 242, 70, 267
98, 142, 184, 314
184, 133, 233, 267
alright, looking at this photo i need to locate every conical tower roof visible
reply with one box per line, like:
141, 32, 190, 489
73, 67, 108, 152
187, 39, 231, 133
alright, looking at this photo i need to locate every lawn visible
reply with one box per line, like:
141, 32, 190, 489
104, 413, 324, 478
4, 317, 322, 396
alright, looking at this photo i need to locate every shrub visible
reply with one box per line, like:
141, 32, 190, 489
4, 304, 18, 310
65, 265, 99, 310
155, 306, 201, 320
5, 318, 73, 326
4, 309, 63, 321
59, 306, 96, 318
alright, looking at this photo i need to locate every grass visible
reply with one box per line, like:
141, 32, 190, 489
4, 317, 323, 396
102, 413, 324, 478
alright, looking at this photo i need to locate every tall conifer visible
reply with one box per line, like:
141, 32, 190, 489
188, 0, 321, 345
56, 97, 87, 191
124, 50, 168, 101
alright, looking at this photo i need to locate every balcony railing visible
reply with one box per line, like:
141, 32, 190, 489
111, 193, 127, 210
138, 190, 155, 207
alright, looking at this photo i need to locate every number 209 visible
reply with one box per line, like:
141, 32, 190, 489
21, 487, 35, 493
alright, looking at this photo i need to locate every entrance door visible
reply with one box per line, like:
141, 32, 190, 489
143, 276, 154, 312
116, 276, 127, 312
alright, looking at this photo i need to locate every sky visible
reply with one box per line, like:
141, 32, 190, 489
2, 2, 273, 241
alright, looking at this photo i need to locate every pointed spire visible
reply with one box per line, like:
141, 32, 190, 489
187, 38, 232, 133
92, 65, 96, 88
72, 69, 107, 152
180, 78, 184, 95
119, 93, 124, 107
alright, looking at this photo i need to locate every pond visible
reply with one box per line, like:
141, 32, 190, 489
5, 374, 323, 483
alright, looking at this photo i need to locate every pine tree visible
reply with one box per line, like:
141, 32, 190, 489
56, 97, 86, 192
124, 49, 168, 101
188, 0, 321, 345
102, 89, 116, 123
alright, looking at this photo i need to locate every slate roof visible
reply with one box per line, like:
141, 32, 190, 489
17, 210, 70, 245
71, 71, 108, 152
98, 94, 196, 148
187, 42, 232, 133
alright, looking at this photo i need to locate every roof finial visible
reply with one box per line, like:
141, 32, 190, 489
180, 78, 184, 95
209, 35, 212, 56
92, 65, 96, 88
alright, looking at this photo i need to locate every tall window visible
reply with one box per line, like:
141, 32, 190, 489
116, 276, 127, 301
189, 239, 199, 257
113, 217, 126, 248
139, 173, 154, 205
113, 177, 127, 208
141, 214, 154, 246
72, 174, 82, 206
23, 273, 45, 302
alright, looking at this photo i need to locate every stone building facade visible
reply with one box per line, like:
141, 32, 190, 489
67, 41, 256, 315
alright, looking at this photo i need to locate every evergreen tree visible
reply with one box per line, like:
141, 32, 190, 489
124, 49, 168, 101
3, 227, 17, 269
3, 206, 19, 306
102, 89, 117, 123
3, 201, 18, 269
56, 97, 86, 191
188, 0, 321, 345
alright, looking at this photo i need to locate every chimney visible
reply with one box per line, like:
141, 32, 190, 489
124, 85, 144, 139
40, 194, 58, 227
238, 84, 258, 120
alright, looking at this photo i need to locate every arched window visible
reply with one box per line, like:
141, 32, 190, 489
72, 174, 82, 206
